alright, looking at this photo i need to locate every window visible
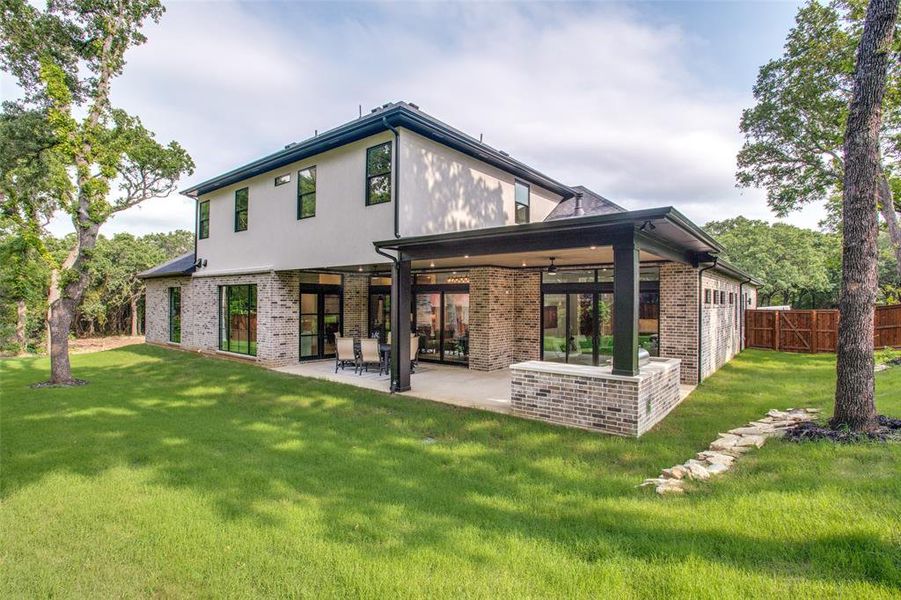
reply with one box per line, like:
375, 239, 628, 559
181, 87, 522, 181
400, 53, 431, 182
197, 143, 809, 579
365, 142, 392, 205
198, 200, 210, 239
219, 284, 257, 355
515, 180, 530, 224
168, 287, 181, 343
234, 188, 249, 231
729, 292, 735, 305
297, 166, 316, 219
705, 289, 711, 304
274, 173, 291, 186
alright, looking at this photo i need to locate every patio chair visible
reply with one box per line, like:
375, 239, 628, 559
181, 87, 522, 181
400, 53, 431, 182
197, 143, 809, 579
358, 338, 381, 375
410, 334, 421, 373
335, 336, 356, 373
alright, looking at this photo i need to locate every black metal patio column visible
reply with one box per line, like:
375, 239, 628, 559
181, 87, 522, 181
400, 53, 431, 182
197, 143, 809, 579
390, 254, 412, 392
612, 229, 639, 376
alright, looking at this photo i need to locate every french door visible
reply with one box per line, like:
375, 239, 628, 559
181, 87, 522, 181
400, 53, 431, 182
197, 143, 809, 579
299, 288, 342, 360
413, 291, 470, 365
541, 292, 613, 366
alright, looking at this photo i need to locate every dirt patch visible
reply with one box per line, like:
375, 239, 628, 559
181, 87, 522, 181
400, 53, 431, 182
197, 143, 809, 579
69, 336, 145, 354
30, 378, 88, 389
784, 415, 901, 443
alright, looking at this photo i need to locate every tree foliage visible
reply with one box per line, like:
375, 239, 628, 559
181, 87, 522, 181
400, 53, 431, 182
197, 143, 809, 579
737, 0, 901, 274
0, 0, 193, 382
705, 217, 842, 307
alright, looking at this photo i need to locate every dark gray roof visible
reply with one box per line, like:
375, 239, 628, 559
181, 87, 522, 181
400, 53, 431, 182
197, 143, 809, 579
544, 185, 626, 221
138, 252, 196, 279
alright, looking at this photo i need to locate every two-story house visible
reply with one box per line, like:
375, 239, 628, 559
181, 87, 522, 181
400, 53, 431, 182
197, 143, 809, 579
140, 102, 760, 437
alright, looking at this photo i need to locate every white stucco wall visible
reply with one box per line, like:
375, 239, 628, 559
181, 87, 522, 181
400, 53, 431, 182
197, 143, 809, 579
398, 130, 561, 236
195, 131, 396, 273
194, 128, 564, 273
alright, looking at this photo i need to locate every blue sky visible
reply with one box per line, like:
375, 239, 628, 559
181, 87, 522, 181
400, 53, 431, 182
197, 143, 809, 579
13, 0, 830, 237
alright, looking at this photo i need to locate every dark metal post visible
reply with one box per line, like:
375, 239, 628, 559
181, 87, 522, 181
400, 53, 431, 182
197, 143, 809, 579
390, 255, 412, 391
613, 230, 639, 376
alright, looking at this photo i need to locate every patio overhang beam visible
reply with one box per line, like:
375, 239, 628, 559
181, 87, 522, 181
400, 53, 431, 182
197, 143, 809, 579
373, 207, 720, 264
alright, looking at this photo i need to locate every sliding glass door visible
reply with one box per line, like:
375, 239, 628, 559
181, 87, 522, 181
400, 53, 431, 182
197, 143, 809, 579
299, 289, 342, 360
413, 290, 469, 365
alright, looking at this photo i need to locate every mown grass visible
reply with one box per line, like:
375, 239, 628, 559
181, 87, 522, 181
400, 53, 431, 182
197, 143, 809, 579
1, 346, 899, 598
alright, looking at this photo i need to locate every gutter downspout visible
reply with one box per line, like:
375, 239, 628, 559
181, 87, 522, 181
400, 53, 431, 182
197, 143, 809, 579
697, 257, 718, 385
382, 117, 401, 238
738, 277, 752, 352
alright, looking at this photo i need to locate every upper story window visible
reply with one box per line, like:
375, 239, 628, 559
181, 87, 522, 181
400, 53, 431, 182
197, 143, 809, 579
274, 173, 291, 186
198, 200, 210, 239
235, 187, 249, 232
297, 166, 316, 219
514, 180, 530, 224
366, 142, 392, 206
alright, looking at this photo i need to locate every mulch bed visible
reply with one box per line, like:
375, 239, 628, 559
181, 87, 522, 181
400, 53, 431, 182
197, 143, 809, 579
30, 379, 88, 389
785, 415, 901, 443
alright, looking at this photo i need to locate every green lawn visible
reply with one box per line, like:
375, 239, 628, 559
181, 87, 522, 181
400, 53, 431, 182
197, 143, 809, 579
1, 347, 899, 598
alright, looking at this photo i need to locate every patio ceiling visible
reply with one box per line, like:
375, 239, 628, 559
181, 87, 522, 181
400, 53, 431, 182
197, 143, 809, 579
406, 246, 665, 270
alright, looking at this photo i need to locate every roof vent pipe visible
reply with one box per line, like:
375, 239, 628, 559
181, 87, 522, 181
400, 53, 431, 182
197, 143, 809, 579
574, 192, 585, 216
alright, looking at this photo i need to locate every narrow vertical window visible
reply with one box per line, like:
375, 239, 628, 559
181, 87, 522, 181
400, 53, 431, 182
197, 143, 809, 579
168, 287, 181, 343
234, 188, 249, 231
198, 200, 210, 239
297, 166, 316, 219
514, 180, 530, 224
705, 289, 711, 304
365, 142, 392, 205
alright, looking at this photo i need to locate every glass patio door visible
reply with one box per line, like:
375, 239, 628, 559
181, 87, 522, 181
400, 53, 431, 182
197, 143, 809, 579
414, 291, 470, 365
542, 293, 607, 366
299, 291, 342, 360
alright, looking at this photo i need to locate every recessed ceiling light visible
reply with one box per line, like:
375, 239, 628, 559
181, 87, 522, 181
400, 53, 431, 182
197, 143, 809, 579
521, 261, 527, 267
429, 261, 435, 268
357, 267, 363, 272
590, 245, 597, 250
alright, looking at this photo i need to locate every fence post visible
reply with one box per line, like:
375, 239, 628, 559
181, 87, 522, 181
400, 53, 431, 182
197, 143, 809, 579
811, 310, 818, 354
773, 311, 780, 351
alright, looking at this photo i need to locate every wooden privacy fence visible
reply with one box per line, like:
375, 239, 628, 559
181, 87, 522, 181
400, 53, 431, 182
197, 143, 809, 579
745, 304, 901, 353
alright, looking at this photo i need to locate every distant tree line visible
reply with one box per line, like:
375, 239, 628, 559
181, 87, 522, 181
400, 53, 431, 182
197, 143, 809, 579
0, 227, 191, 354
703, 217, 901, 308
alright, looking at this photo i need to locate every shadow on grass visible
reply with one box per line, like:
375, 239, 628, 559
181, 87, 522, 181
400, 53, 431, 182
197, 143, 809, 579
2, 345, 899, 589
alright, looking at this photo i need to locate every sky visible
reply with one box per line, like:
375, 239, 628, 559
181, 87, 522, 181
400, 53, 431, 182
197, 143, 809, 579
6, 0, 832, 238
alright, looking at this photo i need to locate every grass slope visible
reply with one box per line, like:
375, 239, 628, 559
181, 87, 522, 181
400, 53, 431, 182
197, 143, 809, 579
1, 347, 899, 598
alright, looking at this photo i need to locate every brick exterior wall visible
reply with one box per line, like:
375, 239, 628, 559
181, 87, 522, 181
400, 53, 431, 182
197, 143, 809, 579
659, 263, 699, 385
469, 267, 515, 371
144, 270, 300, 368
513, 271, 541, 362
342, 273, 369, 338
510, 358, 681, 437
700, 271, 745, 380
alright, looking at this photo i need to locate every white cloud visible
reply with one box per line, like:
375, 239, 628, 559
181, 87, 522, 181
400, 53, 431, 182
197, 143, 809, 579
41, 0, 827, 238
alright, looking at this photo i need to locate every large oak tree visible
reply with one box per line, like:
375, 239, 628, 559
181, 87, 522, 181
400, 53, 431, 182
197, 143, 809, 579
833, 0, 898, 431
0, 0, 193, 384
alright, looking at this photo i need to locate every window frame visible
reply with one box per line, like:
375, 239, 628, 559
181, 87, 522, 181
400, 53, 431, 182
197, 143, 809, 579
198, 200, 210, 240
514, 180, 530, 224
168, 286, 181, 343
274, 173, 291, 186
297, 165, 317, 220
218, 284, 257, 356
234, 187, 249, 232
365, 142, 392, 206
705, 289, 712, 304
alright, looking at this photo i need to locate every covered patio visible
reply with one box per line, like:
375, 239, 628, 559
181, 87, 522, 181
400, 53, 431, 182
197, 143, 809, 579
274, 360, 513, 414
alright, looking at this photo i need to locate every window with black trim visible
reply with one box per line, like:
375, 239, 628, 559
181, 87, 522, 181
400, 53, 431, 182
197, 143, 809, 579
275, 173, 290, 186
705, 289, 711, 304
729, 292, 734, 304
235, 188, 249, 231
514, 180, 530, 224
198, 200, 210, 239
219, 284, 257, 356
366, 142, 392, 205
168, 287, 181, 343
297, 166, 316, 219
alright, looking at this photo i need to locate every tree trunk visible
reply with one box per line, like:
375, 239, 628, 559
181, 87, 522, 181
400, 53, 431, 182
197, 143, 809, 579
48, 298, 76, 384
833, 0, 898, 432
16, 299, 27, 354
878, 174, 901, 279
130, 296, 139, 336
